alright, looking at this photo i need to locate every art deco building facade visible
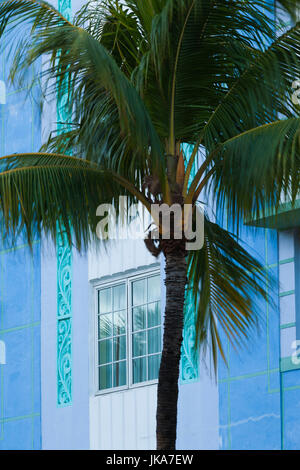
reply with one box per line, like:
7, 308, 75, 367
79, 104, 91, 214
0, 0, 299, 450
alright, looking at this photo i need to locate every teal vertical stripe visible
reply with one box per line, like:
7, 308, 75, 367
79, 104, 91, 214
56, 0, 73, 407
56, 228, 72, 406
180, 143, 200, 383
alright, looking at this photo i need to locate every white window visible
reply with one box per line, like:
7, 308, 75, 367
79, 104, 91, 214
95, 270, 161, 392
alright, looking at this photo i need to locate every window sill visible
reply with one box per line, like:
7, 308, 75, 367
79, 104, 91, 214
94, 379, 159, 397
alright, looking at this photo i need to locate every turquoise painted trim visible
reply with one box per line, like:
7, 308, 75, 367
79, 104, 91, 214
56, 0, 72, 408
280, 322, 296, 330
180, 287, 199, 383
180, 144, 199, 384
219, 368, 279, 384
0, 412, 40, 424
58, 0, 72, 21
0, 322, 40, 335
280, 356, 300, 372
56, 229, 72, 407
279, 290, 295, 298
279, 258, 294, 265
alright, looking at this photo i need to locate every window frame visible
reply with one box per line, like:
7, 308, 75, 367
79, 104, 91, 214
94, 267, 161, 396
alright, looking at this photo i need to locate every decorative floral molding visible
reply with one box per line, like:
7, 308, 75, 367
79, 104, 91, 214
180, 287, 199, 383
58, 0, 71, 21
180, 143, 200, 383
57, 0, 72, 407
57, 229, 72, 406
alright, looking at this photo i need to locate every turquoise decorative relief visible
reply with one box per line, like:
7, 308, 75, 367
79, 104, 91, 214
180, 144, 200, 383
57, 229, 72, 406
57, 0, 72, 407
58, 0, 72, 22
180, 287, 199, 383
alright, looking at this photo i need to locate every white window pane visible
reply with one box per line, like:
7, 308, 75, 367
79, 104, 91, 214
98, 313, 113, 339
148, 327, 161, 354
97, 272, 161, 391
132, 305, 146, 331
113, 361, 127, 387
148, 275, 160, 302
113, 335, 126, 361
99, 364, 112, 390
99, 288, 111, 314
113, 284, 126, 311
98, 339, 112, 365
132, 331, 147, 357
148, 302, 161, 328
113, 310, 126, 335
133, 357, 147, 383
132, 279, 146, 306
148, 354, 161, 381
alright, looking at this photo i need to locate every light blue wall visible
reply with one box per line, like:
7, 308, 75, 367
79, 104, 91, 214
0, 241, 41, 450
281, 369, 300, 449
0, 21, 42, 449
218, 226, 282, 450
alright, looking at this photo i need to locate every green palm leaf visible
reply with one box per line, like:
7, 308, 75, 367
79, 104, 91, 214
0, 0, 299, 372
0, 152, 149, 248
188, 216, 273, 370
210, 118, 300, 228
0, 0, 165, 180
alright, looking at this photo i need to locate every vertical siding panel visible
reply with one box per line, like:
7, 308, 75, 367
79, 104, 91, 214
89, 385, 157, 449
111, 393, 123, 449
148, 386, 157, 449
136, 389, 148, 449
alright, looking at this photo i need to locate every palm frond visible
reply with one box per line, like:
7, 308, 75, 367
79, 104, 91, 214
0, 152, 147, 249
0, 0, 165, 180
187, 216, 273, 371
210, 118, 300, 229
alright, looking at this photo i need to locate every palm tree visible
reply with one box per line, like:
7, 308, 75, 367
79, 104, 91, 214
0, 0, 300, 450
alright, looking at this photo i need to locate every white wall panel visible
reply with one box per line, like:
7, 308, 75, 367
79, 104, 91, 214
88, 240, 158, 281
88, 239, 159, 450
90, 385, 157, 450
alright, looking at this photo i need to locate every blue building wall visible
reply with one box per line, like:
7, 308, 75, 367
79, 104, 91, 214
0, 25, 42, 449
218, 226, 282, 450
0, 241, 41, 450
281, 369, 300, 449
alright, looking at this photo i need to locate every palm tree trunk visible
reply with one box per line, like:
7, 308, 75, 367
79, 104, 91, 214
156, 253, 187, 450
